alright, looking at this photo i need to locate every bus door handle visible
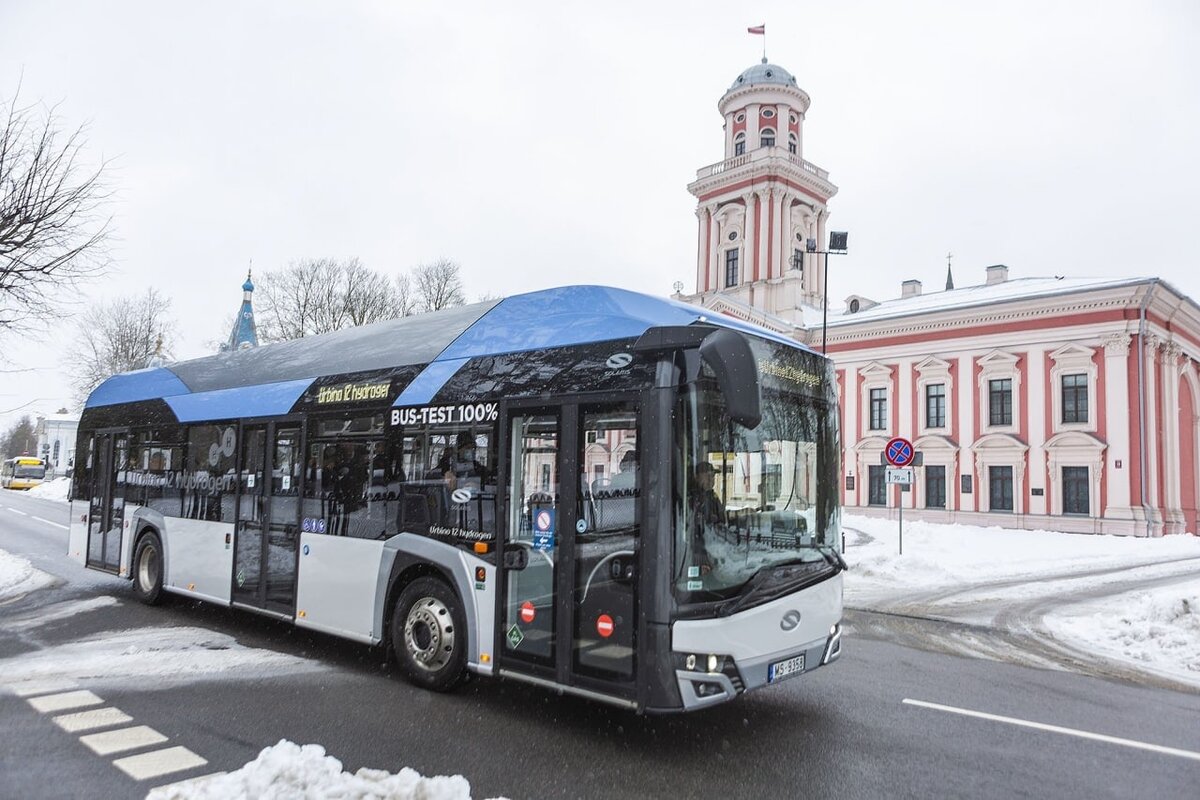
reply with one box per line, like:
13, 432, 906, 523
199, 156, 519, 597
502, 546, 529, 571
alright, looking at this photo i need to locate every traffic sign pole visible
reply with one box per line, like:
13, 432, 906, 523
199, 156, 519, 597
885, 437, 915, 555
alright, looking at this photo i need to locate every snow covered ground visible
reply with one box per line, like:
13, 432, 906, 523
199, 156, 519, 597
843, 514, 1200, 688
0, 547, 55, 600
25, 476, 71, 501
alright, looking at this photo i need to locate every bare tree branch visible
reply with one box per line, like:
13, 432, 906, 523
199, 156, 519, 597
413, 257, 466, 313
64, 288, 175, 406
255, 257, 416, 343
0, 88, 113, 334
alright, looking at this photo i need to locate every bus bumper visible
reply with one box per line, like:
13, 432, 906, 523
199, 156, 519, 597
671, 572, 843, 711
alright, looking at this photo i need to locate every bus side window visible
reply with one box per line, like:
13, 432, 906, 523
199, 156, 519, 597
393, 425, 497, 548
184, 425, 238, 522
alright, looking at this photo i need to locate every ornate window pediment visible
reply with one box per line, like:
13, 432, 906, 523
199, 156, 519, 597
914, 434, 959, 453
971, 432, 1028, 453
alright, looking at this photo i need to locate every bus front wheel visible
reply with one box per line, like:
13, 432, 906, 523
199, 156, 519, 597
132, 532, 164, 606
391, 576, 467, 692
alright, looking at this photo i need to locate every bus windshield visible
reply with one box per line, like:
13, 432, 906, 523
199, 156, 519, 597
14, 462, 46, 479
675, 341, 839, 603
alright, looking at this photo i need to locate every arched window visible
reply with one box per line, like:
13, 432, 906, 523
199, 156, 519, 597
734, 132, 746, 156
53, 440, 61, 464
788, 133, 797, 154
760, 128, 776, 148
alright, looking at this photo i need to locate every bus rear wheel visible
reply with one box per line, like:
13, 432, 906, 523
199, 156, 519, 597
391, 576, 466, 692
132, 532, 164, 606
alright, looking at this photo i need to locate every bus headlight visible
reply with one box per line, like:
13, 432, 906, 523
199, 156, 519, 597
673, 652, 730, 675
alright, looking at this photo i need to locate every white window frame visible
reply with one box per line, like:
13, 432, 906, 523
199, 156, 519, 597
859, 362, 893, 436
1044, 431, 1105, 517
915, 356, 953, 436
1049, 343, 1098, 434
971, 434, 1028, 514
977, 351, 1021, 434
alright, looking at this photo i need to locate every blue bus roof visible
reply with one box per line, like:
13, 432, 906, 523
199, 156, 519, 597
86, 285, 815, 417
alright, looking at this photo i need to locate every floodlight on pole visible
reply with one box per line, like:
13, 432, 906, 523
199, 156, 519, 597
793, 232, 849, 354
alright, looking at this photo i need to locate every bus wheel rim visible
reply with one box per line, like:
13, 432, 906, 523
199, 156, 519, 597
404, 596, 455, 672
138, 544, 157, 589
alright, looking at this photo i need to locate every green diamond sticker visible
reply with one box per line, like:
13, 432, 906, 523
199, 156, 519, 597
506, 624, 524, 649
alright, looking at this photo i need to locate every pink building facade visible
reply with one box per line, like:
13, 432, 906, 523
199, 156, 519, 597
678, 60, 1199, 536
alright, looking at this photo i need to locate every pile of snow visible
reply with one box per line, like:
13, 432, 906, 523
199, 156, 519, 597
843, 514, 1200, 600
26, 476, 71, 502
148, 740, 487, 800
0, 547, 55, 601
1046, 583, 1200, 683
0, 626, 319, 690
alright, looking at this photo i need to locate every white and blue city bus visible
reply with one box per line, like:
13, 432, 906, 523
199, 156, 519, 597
69, 286, 844, 712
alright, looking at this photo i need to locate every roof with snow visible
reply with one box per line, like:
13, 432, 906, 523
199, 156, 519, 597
823, 275, 1153, 328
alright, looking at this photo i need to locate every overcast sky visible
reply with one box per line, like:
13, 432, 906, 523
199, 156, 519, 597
1, 0, 1197, 433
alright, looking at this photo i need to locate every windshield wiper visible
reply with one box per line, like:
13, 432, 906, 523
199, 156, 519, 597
717, 558, 836, 617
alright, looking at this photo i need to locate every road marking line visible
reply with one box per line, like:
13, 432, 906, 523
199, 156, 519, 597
903, 698, 1200, 762
53, 706, 134, 733
8, 507, 27, 516
148, 772, 227, 797
27, 689, 104, 713
113, 746, 208, 781
31, 515, 69, 529
6, 679, 80, 697
80, 725, 168, 756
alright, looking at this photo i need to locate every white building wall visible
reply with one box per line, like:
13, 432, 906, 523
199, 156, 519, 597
1026, 346, 1048, 516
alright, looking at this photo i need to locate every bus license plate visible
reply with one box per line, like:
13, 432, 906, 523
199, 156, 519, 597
768, 654, 805, 683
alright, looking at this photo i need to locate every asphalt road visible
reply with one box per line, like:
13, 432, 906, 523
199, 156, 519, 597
2, 488, 1199, 799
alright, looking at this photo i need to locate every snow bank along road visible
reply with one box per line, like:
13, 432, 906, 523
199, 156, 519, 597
841, 515, 1200, 692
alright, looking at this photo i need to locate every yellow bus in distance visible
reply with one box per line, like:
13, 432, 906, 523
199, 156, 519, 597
1, 457, 47, 490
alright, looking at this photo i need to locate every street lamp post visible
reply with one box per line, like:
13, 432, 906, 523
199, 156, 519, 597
791, 231, 849, 354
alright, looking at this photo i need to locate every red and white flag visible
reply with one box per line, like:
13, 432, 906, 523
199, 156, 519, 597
747, 24, 765, 35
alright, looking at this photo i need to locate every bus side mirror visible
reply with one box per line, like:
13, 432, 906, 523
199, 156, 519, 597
699, 328, 762, 429
503, 547, 529, 571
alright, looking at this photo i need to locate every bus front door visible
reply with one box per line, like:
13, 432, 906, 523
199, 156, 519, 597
499, 401, 639, 702
86, 431, 127, 574
232, 421, 303, 615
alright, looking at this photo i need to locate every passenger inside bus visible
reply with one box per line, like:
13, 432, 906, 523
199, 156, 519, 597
607, 449, 638, 491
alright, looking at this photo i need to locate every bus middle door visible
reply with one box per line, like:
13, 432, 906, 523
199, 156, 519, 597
232, 421, 303, 616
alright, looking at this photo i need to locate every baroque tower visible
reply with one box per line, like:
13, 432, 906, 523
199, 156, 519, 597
683, 59, 838, 328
